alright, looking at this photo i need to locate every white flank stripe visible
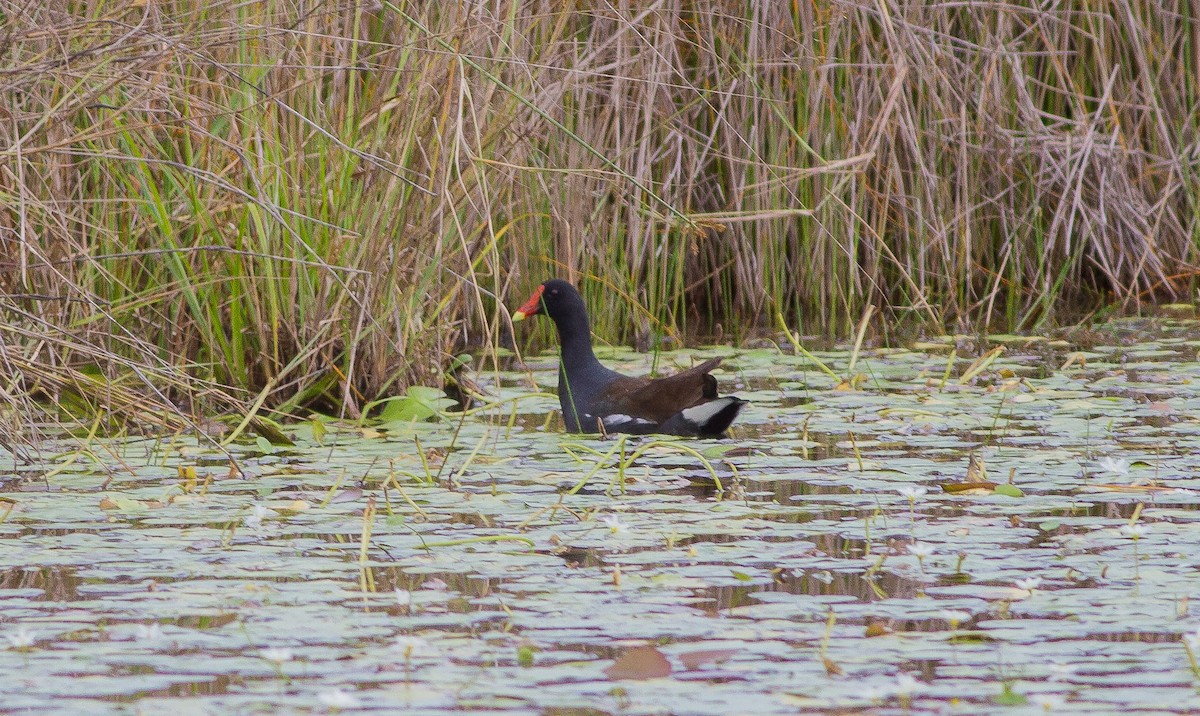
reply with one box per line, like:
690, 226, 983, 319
680, 398, 739, 426
602, 413, 655, 428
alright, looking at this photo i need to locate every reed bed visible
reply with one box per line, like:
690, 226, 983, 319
1, 0, 1196, 429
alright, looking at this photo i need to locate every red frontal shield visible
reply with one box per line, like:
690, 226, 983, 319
512, 285, 545, 321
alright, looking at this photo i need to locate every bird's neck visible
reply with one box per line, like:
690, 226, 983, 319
553, 312, 601, 431
554, 311, 600, 371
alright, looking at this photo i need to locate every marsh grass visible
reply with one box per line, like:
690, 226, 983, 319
1, 0, 1196, 433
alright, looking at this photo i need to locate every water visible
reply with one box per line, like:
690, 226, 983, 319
3, 319, 1200, 713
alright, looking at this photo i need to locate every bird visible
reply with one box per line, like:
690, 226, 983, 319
511, 279, 746, 437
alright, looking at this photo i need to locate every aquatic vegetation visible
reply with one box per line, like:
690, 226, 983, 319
2, 321, 1200, 712
260, 648, 294, 664
316, 689, 361, 710
3, 0, 1197, 439
1015, 577, 1044, 594
4, 628, 36, 651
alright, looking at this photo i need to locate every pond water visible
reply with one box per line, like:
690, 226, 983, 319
3, 318, 1200, 714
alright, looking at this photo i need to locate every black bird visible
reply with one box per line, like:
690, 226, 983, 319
512, 279, 746, 437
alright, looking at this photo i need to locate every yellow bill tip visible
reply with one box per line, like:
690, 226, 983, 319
512, 310, 527, 323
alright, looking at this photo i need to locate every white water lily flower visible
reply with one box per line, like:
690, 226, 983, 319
896, 485, 928, 500
245, 503, 270, 529
907, 542, 935, 559
392, 635, 430, 658
861, 684, 888, 701
1015, 576, 1043, 592
1097, 456, 1129, 477
1119, 523, 1147, 539
938, 609, 971, 626
260, 647, 293, 663
894, 672, 926, 696
5, 627, 35, 649
394, 589, 413, 608
316, 689, 360, 709
601, 513, 629, 535
135, 623, 163, 641
1031, 693, 1067, 711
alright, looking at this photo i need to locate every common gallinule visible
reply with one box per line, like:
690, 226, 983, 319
512, 279, 746, 437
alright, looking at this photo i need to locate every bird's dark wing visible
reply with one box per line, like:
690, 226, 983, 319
592, 358, 724, 423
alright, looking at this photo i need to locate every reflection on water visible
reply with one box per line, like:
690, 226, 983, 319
114, 675, 235, 701
372, 567, 500, 606
702, 568, 928, 612
0, 565, 81, 601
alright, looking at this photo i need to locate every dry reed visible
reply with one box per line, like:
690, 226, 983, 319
0, 0, 1195, 434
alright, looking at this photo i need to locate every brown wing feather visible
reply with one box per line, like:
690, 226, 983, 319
594, 358, 724, 423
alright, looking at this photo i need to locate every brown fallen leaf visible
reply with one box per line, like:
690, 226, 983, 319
605, 646, 671, 680
940, 482, 997, 494
269, 499, 311, 514
99, 497, 162, 511
679, 648, 738, 670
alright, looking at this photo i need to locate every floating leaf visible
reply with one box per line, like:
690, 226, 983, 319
701, 444, 739, 458
911, 340, 954, 351
378, 386, 456, 424
948, 632, 999, 644
992, 484, 1024, 498
941, 482, 997, 494
252, 419, 294, 446
328, 488, 363, 504
987, 334, 1044, 345
516, 643, 535, 668
268, 500, 310, 515
992, 683, 1028, 706
605, 646, 671, 680
99, 496, 158, 513
679, 649, 737, 670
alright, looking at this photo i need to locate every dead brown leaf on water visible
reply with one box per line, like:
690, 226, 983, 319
605, 646, 671, 680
